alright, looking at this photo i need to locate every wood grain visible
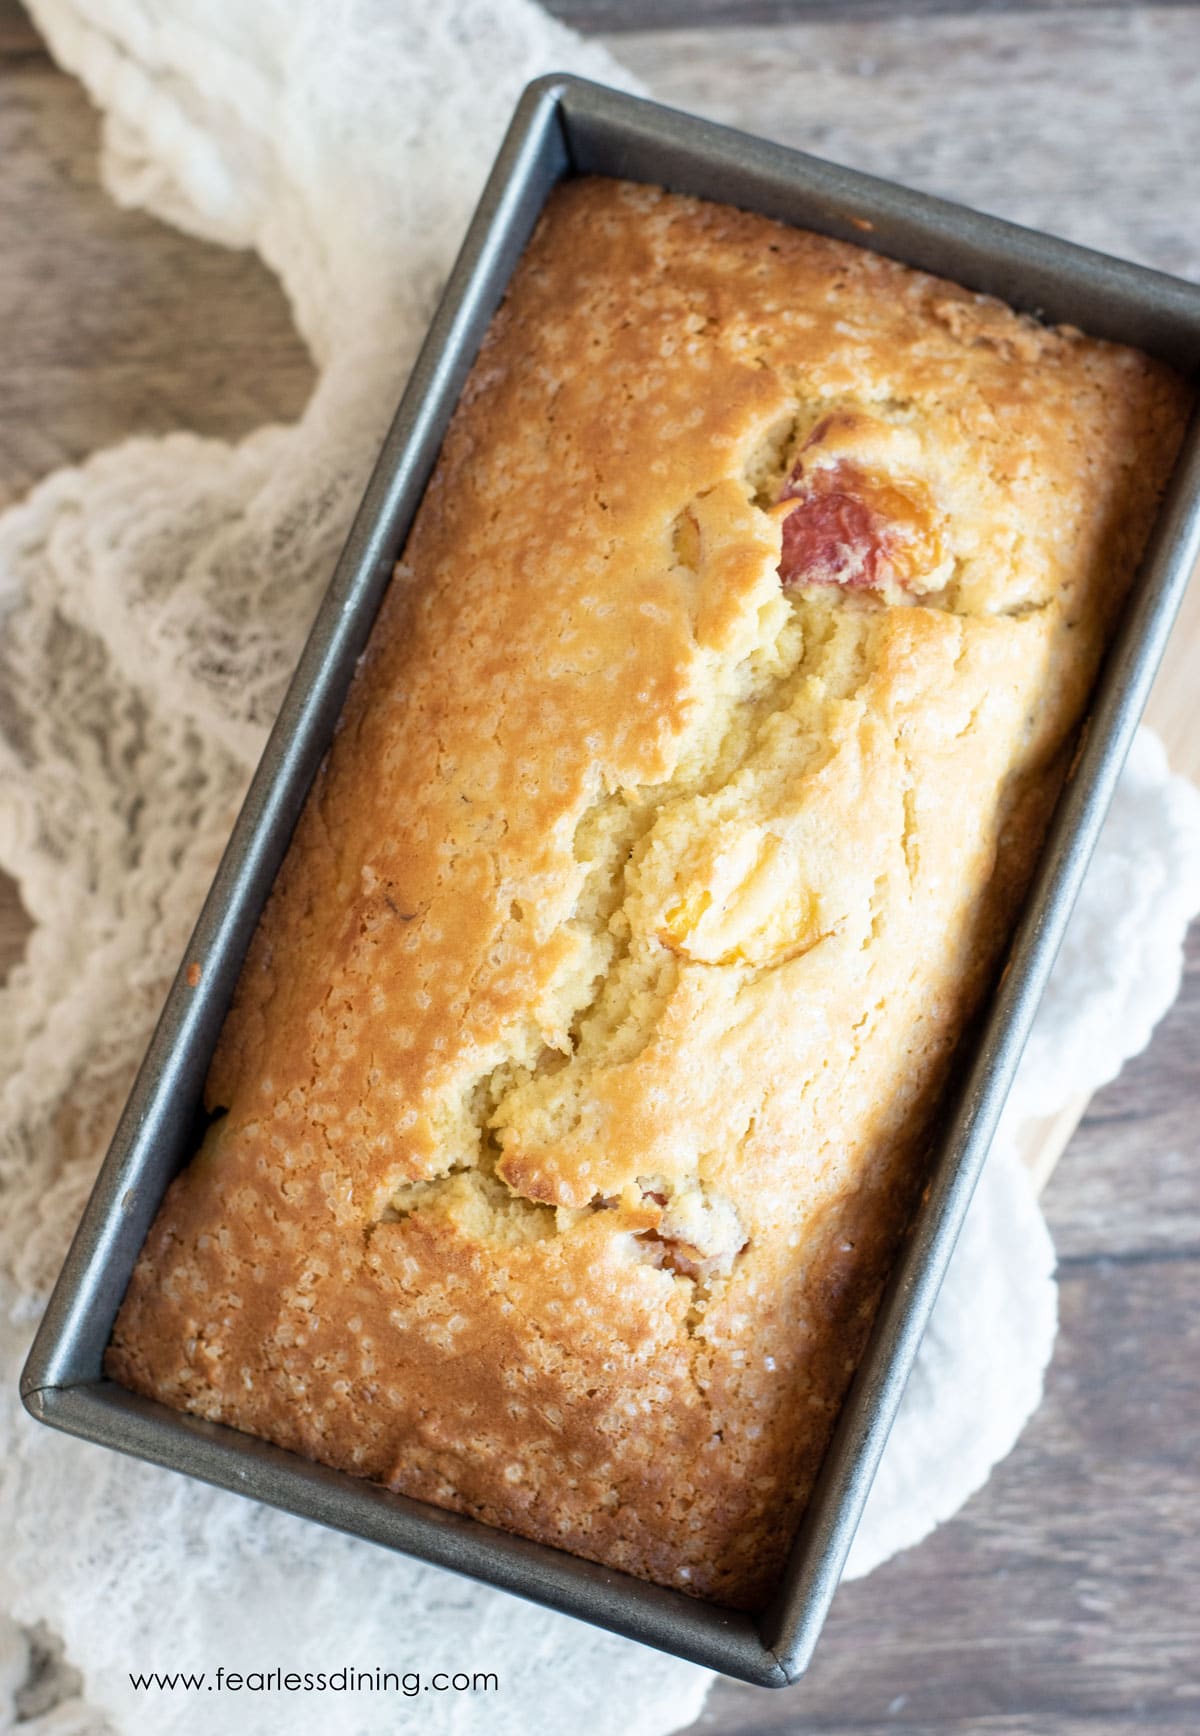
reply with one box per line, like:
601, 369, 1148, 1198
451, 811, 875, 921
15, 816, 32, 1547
0, 52, 313, 519
613, 12, 1200, 282
8, 0, 1196, 53
0, 0, 38, 57
549, 0, 1200, 28
1, 7, 1197, 1732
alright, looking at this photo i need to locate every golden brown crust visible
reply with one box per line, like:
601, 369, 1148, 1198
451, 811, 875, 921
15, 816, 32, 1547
106, 179, 1193, 1609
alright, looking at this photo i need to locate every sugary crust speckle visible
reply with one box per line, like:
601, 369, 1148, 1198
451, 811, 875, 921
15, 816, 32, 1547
107, 179, 1193, 1609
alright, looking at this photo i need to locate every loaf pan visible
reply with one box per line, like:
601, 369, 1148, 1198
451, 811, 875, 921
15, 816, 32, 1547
21, 74, 1200, 1689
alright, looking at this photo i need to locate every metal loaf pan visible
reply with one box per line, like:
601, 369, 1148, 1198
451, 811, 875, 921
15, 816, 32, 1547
21, 75, 1200, 1689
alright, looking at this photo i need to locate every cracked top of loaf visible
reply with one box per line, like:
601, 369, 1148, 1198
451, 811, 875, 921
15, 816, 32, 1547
107, 178, 1192, 1609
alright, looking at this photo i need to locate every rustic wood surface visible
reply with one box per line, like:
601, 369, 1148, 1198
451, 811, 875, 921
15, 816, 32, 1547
1, 3, 1197, 1731
547, 0, 1200, 26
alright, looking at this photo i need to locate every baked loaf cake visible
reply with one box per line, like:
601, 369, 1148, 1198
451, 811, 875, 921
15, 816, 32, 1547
107, 178, 1192, 1609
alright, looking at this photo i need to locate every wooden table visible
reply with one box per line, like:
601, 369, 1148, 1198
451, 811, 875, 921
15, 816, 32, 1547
2, 3, 1197, 1730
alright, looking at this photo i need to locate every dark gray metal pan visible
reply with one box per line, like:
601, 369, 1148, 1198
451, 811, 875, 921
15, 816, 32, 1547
20, 73, 1200, 1689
